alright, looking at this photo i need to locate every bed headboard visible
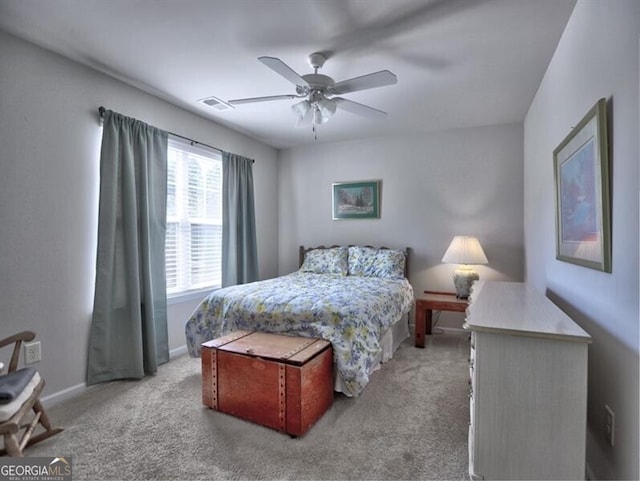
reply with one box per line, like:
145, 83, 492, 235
299, 245, 410, 279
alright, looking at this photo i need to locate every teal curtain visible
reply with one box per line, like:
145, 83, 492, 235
222, 151, 259, 287
87, 110, 169, 385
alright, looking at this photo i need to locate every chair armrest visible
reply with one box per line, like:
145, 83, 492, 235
0, 331, 36, 350
0, 331, 35, 373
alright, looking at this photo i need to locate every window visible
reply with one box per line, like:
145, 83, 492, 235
166, 137, 223, 296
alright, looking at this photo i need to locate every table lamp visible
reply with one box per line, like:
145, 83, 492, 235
441, 236, 488, 298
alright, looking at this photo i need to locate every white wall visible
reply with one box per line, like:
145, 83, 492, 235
278, 125, 525, 328
524, 1, 639, 479
0, 31, 279, 401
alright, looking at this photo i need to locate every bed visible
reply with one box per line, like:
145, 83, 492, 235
185, 245, 415, 397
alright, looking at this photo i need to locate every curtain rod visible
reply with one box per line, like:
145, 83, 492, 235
98, 106, 254, 163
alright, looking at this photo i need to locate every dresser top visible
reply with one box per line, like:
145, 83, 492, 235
464, 281, 592, 343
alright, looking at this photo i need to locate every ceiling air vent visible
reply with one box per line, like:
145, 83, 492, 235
198, 96, 234, 111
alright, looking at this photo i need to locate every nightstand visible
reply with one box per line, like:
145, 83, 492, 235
414, 291, 469, 348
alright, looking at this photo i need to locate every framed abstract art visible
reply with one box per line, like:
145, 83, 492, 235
553, 98, 611, 272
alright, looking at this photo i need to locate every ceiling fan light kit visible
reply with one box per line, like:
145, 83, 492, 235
228, 52, 397, 138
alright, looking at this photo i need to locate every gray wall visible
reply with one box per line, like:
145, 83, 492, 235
0, 30, 279, 402
278, 125, 525, 328
3, 4, 637, 478
524, 1, 639, 479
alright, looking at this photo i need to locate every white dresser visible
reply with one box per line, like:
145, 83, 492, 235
464, 281, 591, 480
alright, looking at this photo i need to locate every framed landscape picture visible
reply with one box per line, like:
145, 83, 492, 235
553, 98, 611, 272
332, 180, 380, 220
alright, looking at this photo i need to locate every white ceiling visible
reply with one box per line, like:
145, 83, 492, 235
0, 0, 576, 150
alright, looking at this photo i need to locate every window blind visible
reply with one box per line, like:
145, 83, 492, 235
166, 137, 222, 295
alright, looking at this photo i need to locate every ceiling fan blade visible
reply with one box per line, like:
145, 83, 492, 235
258, 56, 310, 88
324, 0, 488, 57
334, 98, 387, 118
228, 94, 299, 105
330, 70, 397, 95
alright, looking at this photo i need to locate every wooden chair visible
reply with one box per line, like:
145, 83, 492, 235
0, 331, 63, 456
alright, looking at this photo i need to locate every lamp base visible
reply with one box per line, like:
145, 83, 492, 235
452, 267, 479, 299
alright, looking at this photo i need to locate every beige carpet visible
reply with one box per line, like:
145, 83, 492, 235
26, 331, 471, 480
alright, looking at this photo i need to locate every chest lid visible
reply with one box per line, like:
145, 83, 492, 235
202, 330, 331, 365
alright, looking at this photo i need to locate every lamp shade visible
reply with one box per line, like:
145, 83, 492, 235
441, 236, 488, 265
292, 98, 337, 128
317, 98, 337, 120
441, 236, 487, 298
291, 100, 311, 119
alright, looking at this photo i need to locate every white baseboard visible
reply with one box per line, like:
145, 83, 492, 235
409, 324, 467, 334
42, 346, 189, 408
42, 381, 89, 409
437, 326, 467, 333
408, 322, 466, 333
170, 345, 188, 358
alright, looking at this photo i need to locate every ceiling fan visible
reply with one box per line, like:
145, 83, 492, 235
228, 53, 397, 131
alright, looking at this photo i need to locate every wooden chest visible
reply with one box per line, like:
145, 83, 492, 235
201, 330, 333, 437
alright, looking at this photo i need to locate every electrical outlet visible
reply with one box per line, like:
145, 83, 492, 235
604, 405, 615, 447
24, 341, 41, 364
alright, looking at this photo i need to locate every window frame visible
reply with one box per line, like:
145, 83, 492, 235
166, 136, 223, 302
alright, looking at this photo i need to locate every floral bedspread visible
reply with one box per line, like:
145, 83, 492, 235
185, 272, 414, 396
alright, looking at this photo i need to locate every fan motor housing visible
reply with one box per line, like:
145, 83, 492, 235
301, 73, 333, 90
